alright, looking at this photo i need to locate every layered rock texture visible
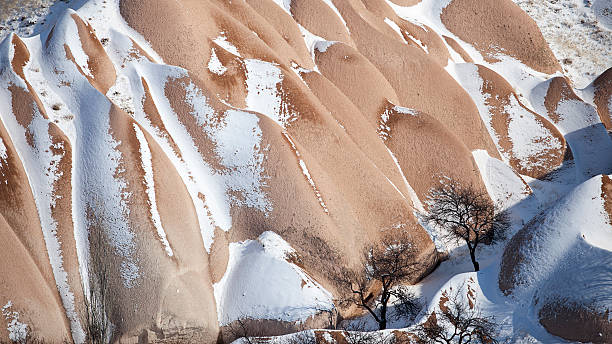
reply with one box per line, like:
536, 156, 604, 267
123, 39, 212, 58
0, 0, 610, 343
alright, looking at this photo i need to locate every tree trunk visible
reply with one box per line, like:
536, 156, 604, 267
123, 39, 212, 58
379, 295, 388, 330
469, 249, 480, 271
378, 319, 387, 330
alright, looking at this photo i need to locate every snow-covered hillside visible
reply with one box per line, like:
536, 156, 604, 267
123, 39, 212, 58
0, 0, 610, 343
512, 0, 612, 88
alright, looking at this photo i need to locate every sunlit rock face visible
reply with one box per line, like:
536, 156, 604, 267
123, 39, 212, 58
0, 0, 610, 342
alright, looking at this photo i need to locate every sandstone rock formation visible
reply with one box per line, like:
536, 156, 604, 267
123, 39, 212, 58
0, 0, 610, 343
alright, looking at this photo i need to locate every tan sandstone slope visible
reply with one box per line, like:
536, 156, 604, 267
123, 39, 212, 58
0, 0, 609, 343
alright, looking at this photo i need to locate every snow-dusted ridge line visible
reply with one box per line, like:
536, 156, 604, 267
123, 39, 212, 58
449, 63, 563, 173
384, 18, 408, 44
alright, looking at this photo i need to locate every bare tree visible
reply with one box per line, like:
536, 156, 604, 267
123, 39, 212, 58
224, 317, 259, 344
425, 179, 509, 271
335, 232, 422, 330
392, 286, 423, 325
340, 319, 393, 344
414, 288, 499, 344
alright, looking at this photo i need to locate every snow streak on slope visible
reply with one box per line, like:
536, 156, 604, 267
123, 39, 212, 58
0, 30, 86, 342
472, 150, 531, 210
282, 132, 328, 213
1, 0, 611, 342
130, 64, 272, 251
133, 123, 173, 257
214, 32, 241, 57
213, 231, 333, 326
451, 63, 563, 174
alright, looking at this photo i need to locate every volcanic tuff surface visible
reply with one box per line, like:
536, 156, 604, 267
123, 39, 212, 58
0, 0, 610, 343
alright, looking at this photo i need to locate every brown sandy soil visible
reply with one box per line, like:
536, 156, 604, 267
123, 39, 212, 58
387, 0, 422, 6
290, 0, 354, 47
140, 77, 185, 162
103, 104, 219, 342
331, 0, 499, 158
220, 315, 333, 343
204, 42, 249, 108
592, 67, 612, 130
603, 175, 612, 228
313, 41, 400, 123
5, 85, 61, 286
441, 0, 560, 74
0, 49, 75, 339
231, 67, 436, 278
13, 36, 87, 330
378, 101, 487, 203
241, 0, 314, 67
475, 65, 567, 178
396, 18, 450, 66
298, 69, 414, 199
221, 0, 313, 68
11, 35, 49, 121
119, 0, 304, 85
0, 118, 72, 341
0, 214, 71, 342
3, 0, 605, 341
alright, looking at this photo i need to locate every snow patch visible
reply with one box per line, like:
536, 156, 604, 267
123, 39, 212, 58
213, 32, 241, 57
451, 63, 563, 172
244, 59, 297, 127
530, 79, 612, 179
211, 109, 272, 213
207, 48, 227, 75
313, 40, 337, 53
2, 301, 27, 343
504, 96, 563, 172
297, 23, 331, 70
107, 74, 135, 115
213, 231, 334, 325
0, 137, 7, 162
0, 33, 87, 342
